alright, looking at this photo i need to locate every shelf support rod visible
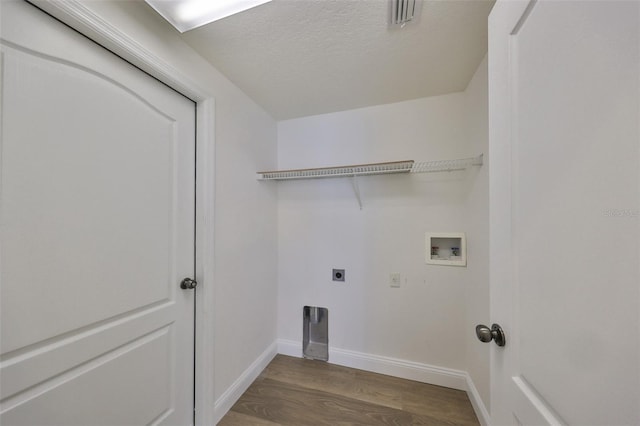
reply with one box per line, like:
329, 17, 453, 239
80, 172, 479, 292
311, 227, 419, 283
351, 175, 363, 210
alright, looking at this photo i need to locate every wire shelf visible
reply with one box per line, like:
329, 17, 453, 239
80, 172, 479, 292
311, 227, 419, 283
257, 160, 415, 181
257, 155, 482, 181
257, 154, 483, 209
410, 154, 483, 173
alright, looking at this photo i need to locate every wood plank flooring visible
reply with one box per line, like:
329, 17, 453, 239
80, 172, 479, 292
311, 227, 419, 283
218, 355, 480, 426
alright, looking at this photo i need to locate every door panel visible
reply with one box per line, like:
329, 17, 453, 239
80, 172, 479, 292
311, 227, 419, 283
514, 2, 638, 423
2, 328, 173, 425
0, 1, 195, 424
489, 0, 639, 424
2, 45, 175, 353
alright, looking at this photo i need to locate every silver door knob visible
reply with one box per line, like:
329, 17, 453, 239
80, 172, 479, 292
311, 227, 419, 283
180, 277, 198, 290
475, 323, 506, 347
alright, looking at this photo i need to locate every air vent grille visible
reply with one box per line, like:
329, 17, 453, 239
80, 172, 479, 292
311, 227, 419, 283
389, 0, 421, 27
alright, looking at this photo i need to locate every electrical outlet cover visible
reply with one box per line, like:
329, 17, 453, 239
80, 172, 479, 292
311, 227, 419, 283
390, 273, 401, 287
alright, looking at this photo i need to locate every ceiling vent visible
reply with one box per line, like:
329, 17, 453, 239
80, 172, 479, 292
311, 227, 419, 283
389, 0, 423, 28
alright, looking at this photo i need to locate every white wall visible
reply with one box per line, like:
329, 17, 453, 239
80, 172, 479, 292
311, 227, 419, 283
72, 0, 279, 410
277, 71, 489, 380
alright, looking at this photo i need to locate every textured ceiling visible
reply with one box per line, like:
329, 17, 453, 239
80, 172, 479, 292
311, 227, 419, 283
179, 0, 494, 120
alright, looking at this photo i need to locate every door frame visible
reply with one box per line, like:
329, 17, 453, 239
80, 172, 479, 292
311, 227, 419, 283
25, 1, 217, 424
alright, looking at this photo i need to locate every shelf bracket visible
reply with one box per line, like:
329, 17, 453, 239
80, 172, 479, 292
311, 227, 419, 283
351, 175, 363, 210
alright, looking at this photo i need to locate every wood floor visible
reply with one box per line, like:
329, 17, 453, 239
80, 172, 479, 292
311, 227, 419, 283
218, 355, 480, 426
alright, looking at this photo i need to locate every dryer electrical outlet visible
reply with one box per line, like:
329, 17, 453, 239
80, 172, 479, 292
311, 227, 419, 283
390, 273, 401, 288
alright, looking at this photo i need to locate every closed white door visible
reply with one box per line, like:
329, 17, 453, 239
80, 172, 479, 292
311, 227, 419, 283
0, 1, 196, 425
489, 1, 639, 424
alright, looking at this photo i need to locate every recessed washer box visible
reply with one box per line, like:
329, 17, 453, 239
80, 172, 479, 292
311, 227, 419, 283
426, 232, 466, 266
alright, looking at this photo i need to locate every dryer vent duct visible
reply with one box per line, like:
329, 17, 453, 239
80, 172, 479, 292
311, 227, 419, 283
389, 0, 422, 28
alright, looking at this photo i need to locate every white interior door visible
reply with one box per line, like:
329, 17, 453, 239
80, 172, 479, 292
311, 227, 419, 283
0, 1, 196, 424
489, 1, 639, 424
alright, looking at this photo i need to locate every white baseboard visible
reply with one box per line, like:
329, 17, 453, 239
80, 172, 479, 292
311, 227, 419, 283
278, 339, 465, 389
278, 339, 491, 424
277, 338, 303, 358
465, 373, 491, 426
213, 341, 278, 424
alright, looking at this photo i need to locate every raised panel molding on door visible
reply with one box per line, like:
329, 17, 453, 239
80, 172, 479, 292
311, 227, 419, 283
0, 1, 196, 424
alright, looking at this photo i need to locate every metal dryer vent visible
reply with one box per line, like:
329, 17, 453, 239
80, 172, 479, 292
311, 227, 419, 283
389, 0, 423, 28
303, 306, 328, 361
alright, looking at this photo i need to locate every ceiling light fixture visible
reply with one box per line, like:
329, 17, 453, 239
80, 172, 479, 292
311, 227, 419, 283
145, 0, 272, 33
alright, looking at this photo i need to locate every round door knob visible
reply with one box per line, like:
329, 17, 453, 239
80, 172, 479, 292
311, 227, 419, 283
475, 323, 506, 347
180, 277, 198, 290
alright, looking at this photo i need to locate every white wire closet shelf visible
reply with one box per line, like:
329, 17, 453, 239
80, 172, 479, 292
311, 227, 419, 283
256, 154, 483, 180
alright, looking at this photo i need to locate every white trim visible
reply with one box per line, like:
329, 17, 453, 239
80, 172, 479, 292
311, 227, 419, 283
28, 0, 210, 101
277, 338, 303, 358
194, 98, 216, 425
330, 348, 468, 390
26, 2, 217, 425
278, 339, 466, 390
465, 373, 491, 426
213, 342, 278, 424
